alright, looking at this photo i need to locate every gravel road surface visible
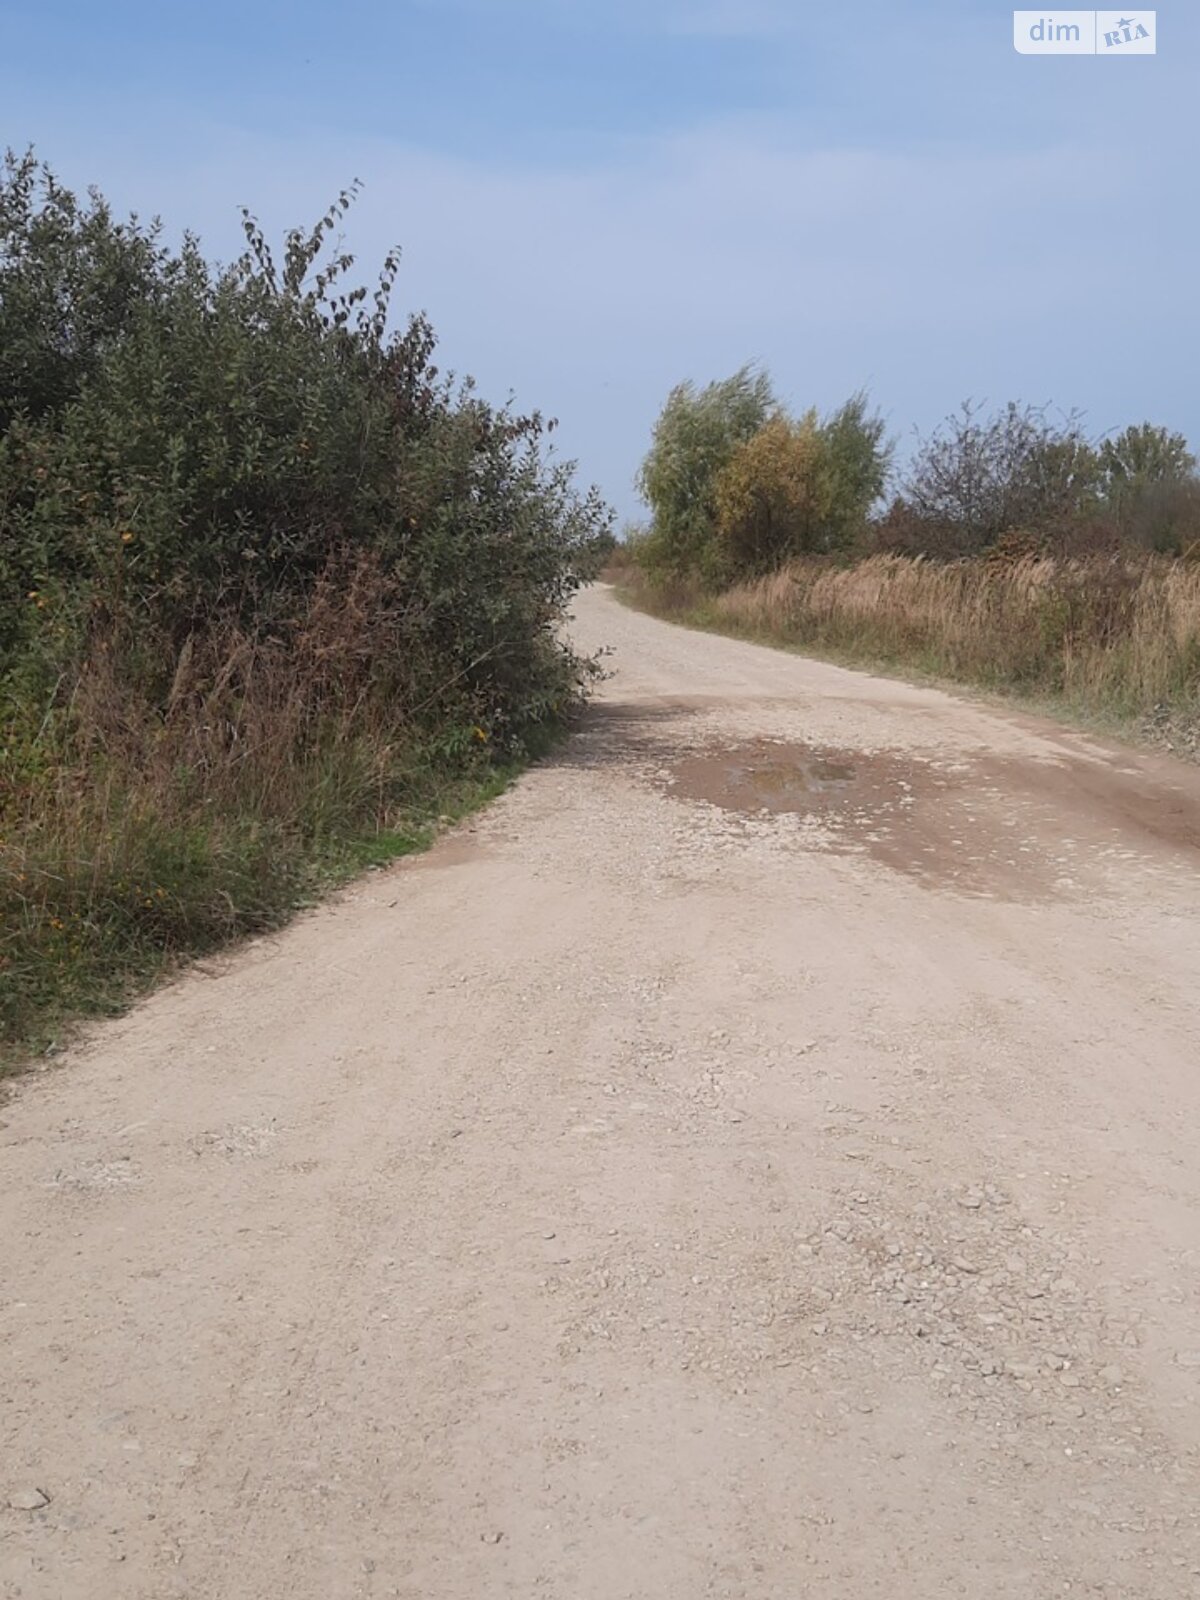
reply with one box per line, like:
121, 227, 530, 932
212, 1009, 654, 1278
3, 584, 1200, 1598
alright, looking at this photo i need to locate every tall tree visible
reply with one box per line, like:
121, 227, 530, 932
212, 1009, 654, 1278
637, 365, 776, 577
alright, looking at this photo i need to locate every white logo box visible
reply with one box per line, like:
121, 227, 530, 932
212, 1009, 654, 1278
1013, 11, 1156, 54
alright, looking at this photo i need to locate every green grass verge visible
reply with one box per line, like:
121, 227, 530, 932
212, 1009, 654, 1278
0, 731, 556, 1081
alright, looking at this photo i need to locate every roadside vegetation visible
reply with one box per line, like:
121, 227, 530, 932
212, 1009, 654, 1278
620, 369, 1200, 749
0, 151, 612, 1066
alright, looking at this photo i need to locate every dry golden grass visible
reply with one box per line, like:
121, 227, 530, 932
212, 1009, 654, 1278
0, 555, 523, 1064
623, 553, 1200, 736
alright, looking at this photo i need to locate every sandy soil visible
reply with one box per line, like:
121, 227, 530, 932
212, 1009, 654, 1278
3, 584, 1200, 1599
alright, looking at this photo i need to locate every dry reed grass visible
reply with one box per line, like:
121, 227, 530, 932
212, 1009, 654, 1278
0, 556, 516, 1063
624, 553, 1200, 735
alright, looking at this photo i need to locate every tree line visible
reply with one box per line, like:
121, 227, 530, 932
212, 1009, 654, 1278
635, 366, 1198, 584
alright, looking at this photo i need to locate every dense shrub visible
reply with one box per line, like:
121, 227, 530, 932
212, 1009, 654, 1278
1111, 476, 1200, 556
0, 150, 612, 1058
891, 401, 1100, 557
0, 153, 611, 736
879, 406, 1200, 560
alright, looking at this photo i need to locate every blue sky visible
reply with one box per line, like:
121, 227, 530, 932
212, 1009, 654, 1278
2, 3, 1194, 520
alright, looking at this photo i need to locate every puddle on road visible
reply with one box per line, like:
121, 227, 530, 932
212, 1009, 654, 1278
669, 743, 910, 818
661, 739, 1057, 901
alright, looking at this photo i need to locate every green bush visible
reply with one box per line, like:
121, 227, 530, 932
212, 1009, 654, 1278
0, 150, 611, 735
0, 149, 612, 1060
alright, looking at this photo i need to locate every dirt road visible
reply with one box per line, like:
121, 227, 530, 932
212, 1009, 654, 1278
4, 584, 1200, 1599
